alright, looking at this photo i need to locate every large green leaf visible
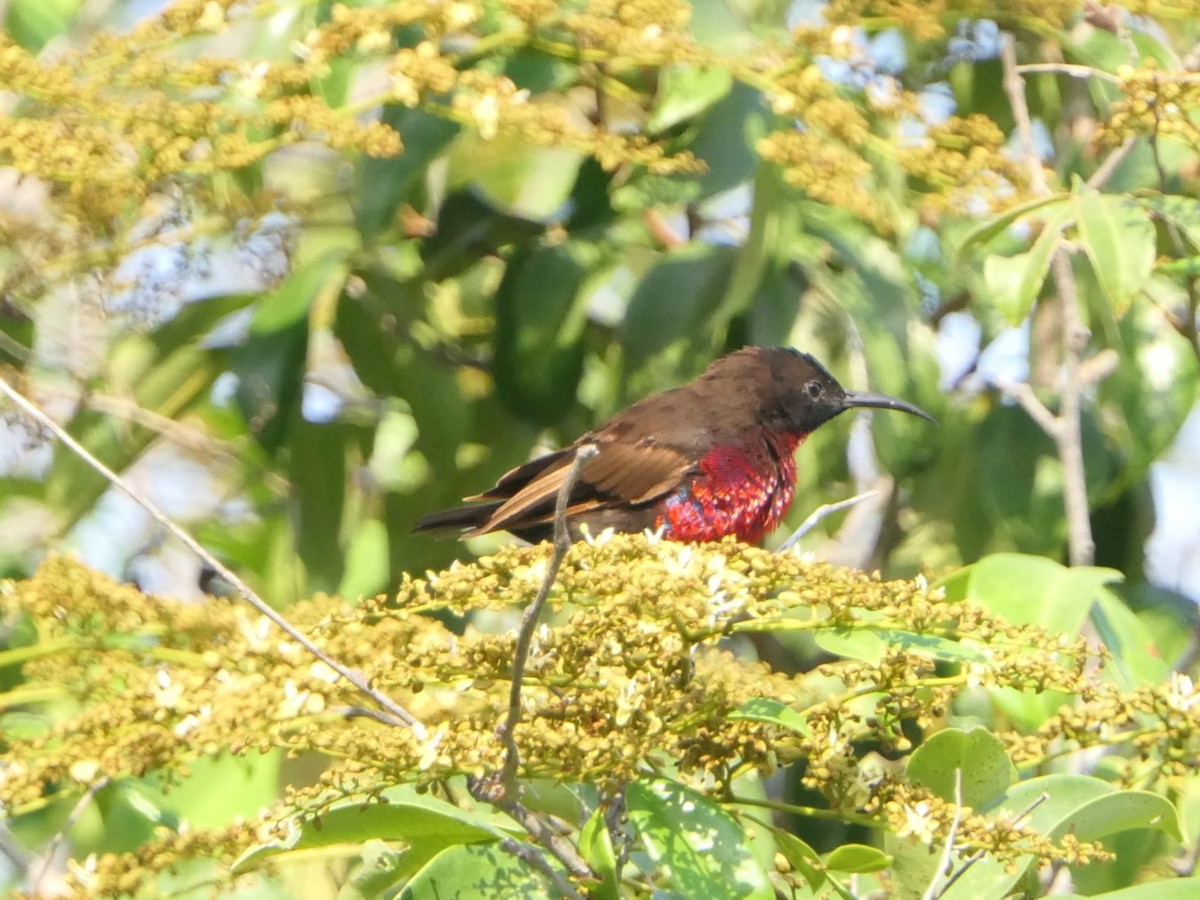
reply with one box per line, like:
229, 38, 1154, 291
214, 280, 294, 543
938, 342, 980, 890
578, 809, 620, 900
397, 841, 558, 899
618, 243, 737, 401
730, 697, 811, 736
446, 132, 585, 222
648, 65, 734, 133
906, 727, 1017, 809
1074, 188, 1155, 315
626, 778, 773, 900
1056, 881, 1200, 900
937, 552, 1121, 634
233, 785, 507, 874
493, 241, 596, 425
1098, 299, 1200, 490
356, 106, 460, 241
981, 199, 1073, 324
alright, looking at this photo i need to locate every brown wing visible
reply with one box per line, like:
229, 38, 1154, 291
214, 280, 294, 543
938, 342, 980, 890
460, 437, 694, 537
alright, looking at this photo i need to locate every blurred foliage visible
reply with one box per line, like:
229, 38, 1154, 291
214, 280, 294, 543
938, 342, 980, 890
3, 0, 1200, 895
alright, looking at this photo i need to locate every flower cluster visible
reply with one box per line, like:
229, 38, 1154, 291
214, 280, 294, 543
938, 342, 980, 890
0, 534, 1128, 895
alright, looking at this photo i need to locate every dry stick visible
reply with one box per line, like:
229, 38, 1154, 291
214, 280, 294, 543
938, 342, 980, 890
923, 768, 964, 900
1000, 33, 1096, 567
0, 374, 427, 738
32, 777, 110, 895
499, 443, 598, 790
931, 792, 1050, 900
776, 490, 879, 552
467, 444, 599, 894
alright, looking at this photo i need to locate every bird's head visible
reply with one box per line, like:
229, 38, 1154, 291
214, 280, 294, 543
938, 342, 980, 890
731, 347, 936, 434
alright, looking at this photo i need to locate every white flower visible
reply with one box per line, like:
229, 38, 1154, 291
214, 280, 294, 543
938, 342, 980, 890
1166, 673, 1200, 713
418, 725, 448, 771
153, 669, 184, 709
897, 801, 936, 844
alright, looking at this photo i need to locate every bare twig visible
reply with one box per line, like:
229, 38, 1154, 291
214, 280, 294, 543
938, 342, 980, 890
1014, 63, 1122, 85
500, 837, 586, 898
499, 443, 598, 790
931, 791, 1050, 899
1086, 136, 1137, 191
1001, 33, 1096, 566
32, 777, 109, 896
777, 490, 879, 552
997, 379, 1060, 438
466, 443, 599, 892
923, 769, 964, 900
0, 373, 427, 737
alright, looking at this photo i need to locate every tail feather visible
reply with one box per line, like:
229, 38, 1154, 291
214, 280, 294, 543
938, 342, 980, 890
411, 502, 501, 534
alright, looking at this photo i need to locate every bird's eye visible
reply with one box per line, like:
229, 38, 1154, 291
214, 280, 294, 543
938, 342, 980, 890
806, 380, 823, 399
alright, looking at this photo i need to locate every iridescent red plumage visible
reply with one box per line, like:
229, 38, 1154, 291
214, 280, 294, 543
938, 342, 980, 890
656, 433, 801, 543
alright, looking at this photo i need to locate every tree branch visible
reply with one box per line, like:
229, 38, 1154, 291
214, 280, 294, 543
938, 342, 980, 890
1001, 33, 1096, 566
467, 443, 599, 892
0, 373, 427, 737
777, 490, 879, 552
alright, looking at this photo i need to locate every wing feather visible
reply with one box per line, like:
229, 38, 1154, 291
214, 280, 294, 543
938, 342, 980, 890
465, 438, 693, 536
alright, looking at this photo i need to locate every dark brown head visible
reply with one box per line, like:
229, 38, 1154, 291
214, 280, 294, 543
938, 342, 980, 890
704, 347, 935, 434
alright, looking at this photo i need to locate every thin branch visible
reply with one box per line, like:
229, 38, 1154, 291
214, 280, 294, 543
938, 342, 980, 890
1086, 136, 1137, 191
0, 373, 427, 738
1003, 37, 1049, 196
466, 443, 598, 890
1001, 32, 1096, 566
1052, 250, 1095, 567
499, 443, 598, 791
499, 837, 586, 899
932, 792, 1050, 899
1014, 63, 1123, 85
997, 379, 1060, 439
923, 769, 964, 900
777, 490, 879, 552
32, 777, 109, 895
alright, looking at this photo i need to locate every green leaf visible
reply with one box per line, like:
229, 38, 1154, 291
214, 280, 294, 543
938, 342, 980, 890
824, 843, 891, 874
6, 0, 81, 50
251, 254, 346, 335
1091, 588, 1169, 687
906, 728, 1017, 809
446, 132, 584, 222
578, 810, 619, 900
954, 193, 1071, 259
356, 106, 460, 241
233, 786, 505, 873
648, 65, 734, 132
619, 243, 737, 401
1099, 299, 1200, 489
626, 778, 773, 900
934, 776, 1182, 900
773, 831, 825, 891
336, 518, 389, 600
981, 200, 1073, 324
730, 697, 810, 736
817, 628, 988, 666
1074, 189, 1155, 314
493, 241, 595, 425
940, 553, 1121, 635
1056, 878, 1200, 900
339, 840, 408, 900
814, 628, 884, 664
1135, 194, 1200, 250
397, 841, 558, 899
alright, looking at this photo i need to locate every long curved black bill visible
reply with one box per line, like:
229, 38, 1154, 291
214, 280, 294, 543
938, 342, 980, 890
843, 390, 937, 423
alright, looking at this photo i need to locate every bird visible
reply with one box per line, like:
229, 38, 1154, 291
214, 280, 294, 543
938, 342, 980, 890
413, 346, 934, 544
